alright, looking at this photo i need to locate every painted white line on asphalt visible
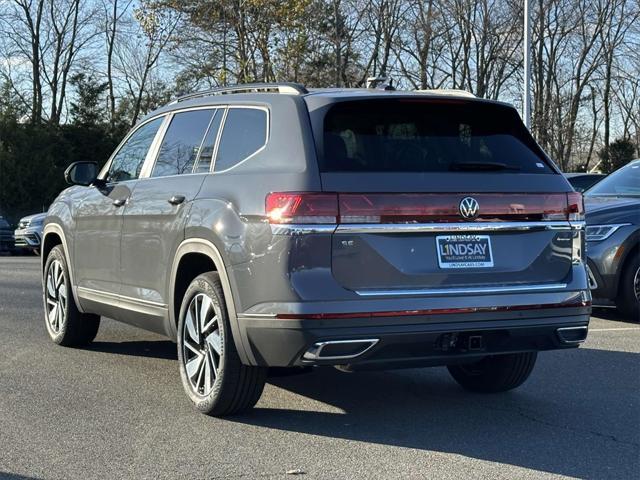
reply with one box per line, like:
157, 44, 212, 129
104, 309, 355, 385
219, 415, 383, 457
589, 327, 640, 332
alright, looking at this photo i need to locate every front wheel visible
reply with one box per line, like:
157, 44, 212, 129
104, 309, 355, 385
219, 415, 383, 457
43, 245, 100, 346
447, 352, 537, 393
177, 272, 267, 416
616, 252, 640, 322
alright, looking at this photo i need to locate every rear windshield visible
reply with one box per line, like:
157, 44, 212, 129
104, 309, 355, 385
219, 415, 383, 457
320, 99, 552, 173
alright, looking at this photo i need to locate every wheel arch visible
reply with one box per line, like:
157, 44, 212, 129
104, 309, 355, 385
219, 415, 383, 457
169, 238, 255, 365
42, 223, 84, 313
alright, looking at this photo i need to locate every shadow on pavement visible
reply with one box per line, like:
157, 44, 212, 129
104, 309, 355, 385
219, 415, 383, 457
0, 473, 41, 480
231, 347, 639, 479
87, 340, 177, 360
592, 306, 638, 324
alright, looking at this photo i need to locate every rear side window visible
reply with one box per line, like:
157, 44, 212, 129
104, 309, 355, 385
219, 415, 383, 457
321, 100, 551, 174
151, 109, 215, 178
215, 108, 267, 171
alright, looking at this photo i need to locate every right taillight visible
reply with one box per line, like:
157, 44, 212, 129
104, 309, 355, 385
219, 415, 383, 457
566, 192, 585, 222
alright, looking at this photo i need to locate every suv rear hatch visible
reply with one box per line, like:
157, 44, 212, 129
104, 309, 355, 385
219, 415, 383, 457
294, 96, 582, 293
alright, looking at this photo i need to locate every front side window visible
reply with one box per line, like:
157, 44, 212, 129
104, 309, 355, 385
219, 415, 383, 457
151, 109, 216, 178
215, 108, 267, 171
107, 117, 163, 183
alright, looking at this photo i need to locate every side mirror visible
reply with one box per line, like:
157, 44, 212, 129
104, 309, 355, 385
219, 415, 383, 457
64, 161, 98, 186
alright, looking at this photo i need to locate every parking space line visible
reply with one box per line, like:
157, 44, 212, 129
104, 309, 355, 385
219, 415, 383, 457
589, 327, 640, 332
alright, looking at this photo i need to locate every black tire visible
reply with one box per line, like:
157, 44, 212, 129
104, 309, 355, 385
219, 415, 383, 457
447, 352, 537, 393
616, 252, 640, 322
177, 272, 267, 416
43, 245, 100, 346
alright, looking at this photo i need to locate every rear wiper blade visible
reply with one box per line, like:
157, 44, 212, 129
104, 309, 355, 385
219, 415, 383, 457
449, 161, 520, 172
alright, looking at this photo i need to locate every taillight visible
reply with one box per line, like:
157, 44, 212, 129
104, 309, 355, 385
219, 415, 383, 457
266, 192, 338, 224
566, 192, 585, 221
266, 192, 584, 224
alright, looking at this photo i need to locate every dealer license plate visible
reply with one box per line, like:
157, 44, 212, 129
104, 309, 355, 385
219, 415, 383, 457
436, 235, 494, 269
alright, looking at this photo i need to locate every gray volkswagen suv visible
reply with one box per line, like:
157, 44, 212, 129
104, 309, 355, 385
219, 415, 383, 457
42, 83, 591, 416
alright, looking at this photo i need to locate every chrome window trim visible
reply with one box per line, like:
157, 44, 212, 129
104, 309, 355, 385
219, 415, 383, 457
139, 114, 172, 179
336, 221, 574, 234
354, 283, 568, 297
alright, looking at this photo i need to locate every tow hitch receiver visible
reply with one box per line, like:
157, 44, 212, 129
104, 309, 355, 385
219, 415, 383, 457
437, 332, 486, 352
468, 335, 484, 351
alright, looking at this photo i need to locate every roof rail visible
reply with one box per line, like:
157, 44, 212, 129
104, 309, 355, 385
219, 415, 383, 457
171, 82, 309, 104
414, 89, 476, 98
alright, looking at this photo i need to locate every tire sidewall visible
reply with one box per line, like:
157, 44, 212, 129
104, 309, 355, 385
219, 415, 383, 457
619, 253, 640, 320
43, 246, 71, 344
177, 273, 230, 412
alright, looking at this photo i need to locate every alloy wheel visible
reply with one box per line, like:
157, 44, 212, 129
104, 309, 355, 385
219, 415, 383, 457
182, 293, 223, 397
634, 265, 640, 303
45, 259, 67, 334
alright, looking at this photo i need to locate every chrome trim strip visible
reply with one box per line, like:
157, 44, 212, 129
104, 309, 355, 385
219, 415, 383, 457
556, 326, 588, 344
237, 313, 278, 319
336, 221, 572, 234
303, 339, 379, 361
355, 283, 568, 297
77, 287, 168, 309
270, 224, 337, 235
570, 221, 586, 231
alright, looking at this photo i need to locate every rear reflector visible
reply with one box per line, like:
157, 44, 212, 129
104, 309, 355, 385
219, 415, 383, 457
275, 298, 591, 320
266, 192, 585, 224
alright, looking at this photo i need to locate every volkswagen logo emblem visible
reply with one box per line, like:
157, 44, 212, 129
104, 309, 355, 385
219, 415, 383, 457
459, 197, 480, 220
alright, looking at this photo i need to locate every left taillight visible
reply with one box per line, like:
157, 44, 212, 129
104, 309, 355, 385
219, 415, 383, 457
266, 192, 338, 224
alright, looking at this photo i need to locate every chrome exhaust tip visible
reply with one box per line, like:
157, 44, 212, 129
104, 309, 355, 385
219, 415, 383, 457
303, 339, 379, 361
557, 326, 588, 344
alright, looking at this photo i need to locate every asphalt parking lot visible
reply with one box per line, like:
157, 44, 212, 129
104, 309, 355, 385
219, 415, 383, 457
0, 256, 638, 480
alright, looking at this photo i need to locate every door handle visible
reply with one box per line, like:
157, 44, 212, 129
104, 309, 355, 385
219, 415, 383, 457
168, 195, 186, 205
112, 198, 127, 207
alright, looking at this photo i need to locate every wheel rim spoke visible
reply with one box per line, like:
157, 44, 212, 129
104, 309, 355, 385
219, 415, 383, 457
185, 354, 204, 380
203, 353, 212, 393
185, 309, 199, 344
199, 296, 212, 331
206, 330, 222, 356
184, 339, 200, 356
46, 273, 56, 297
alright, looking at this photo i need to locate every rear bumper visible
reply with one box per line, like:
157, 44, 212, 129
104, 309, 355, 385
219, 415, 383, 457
238, 305, 590, 368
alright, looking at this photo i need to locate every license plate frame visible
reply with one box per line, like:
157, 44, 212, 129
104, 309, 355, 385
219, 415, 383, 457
436, 234, 494, 269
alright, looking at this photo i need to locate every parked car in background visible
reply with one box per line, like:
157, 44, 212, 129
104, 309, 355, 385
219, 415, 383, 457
565, 172, 606, 192
0, 216, 14, 254
585, 160, 640, 320
14, 212, 46, 255
42, 83, 590, 416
